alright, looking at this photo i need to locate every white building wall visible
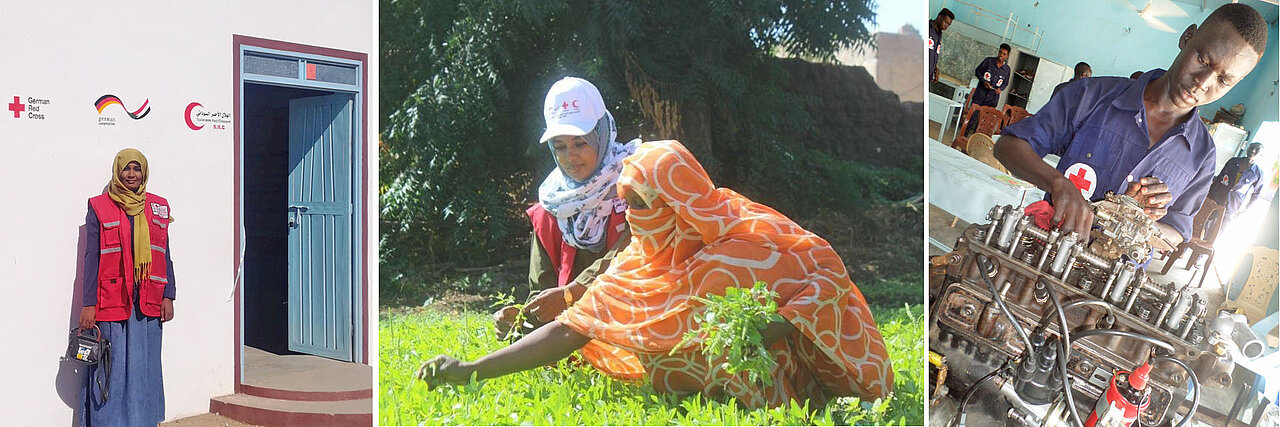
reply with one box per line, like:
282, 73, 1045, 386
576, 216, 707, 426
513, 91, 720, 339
0, 1, 376, 424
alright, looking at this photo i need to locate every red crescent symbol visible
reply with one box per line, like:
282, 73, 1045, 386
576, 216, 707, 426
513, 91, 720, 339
572, 99, 579, 108
185, 102, 204, 130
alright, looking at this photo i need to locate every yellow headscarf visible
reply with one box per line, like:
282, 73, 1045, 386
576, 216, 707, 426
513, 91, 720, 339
107, 148, 152, 281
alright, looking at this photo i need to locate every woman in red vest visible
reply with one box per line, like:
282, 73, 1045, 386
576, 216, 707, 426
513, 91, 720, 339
493, 77, 639, 338
79, 148, 175, 426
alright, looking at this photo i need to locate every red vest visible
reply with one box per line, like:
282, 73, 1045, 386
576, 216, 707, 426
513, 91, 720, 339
527, 202, 627, 287
89, 193, 172, 321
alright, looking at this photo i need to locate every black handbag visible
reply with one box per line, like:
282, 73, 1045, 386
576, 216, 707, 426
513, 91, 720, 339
68, 326, 106, 364
66, 326, 111, 404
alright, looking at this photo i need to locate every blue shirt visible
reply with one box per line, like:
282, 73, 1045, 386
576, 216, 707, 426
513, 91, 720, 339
928, 22, 942, 78
1001, 69, 1216, 240
1208, 157, 1265, 217
972, 57, 1010, 107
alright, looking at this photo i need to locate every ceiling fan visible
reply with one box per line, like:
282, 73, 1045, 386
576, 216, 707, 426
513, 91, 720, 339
1118, 0, 1189, 33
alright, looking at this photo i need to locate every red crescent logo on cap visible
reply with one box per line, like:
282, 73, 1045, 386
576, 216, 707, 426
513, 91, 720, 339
571, 100, 579, 108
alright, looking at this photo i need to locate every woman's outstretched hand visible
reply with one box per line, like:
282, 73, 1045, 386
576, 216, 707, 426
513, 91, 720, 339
417, 355, 476, 389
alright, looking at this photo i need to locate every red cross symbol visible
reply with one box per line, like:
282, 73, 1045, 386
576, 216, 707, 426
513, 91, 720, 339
8, 96, 24, 118
562, 101, 569, 110
1068, 167, 1092, 191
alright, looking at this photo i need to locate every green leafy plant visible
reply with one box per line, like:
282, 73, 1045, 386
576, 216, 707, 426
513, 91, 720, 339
380, 300, 924, 425
674, 281, 784, 386
489, 291, 537, 341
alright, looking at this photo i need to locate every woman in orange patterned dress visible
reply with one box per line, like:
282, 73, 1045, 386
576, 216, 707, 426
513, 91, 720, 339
420, 140, 893, 408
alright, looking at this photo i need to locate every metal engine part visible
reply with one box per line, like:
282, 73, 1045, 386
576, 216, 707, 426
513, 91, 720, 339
930, 195, 1224, 427
1206, 312, 1266, 360
1089, 194, 1161, 264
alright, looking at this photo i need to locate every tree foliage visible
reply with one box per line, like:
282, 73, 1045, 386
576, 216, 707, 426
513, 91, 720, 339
380, 0, 897, 283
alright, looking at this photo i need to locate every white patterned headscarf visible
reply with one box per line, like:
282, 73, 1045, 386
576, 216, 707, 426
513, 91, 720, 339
539, 111, 639, 252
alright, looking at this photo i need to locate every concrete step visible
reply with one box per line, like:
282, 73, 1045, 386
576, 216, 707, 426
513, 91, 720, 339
242, 346, 372, 401
209, 393, 371, 427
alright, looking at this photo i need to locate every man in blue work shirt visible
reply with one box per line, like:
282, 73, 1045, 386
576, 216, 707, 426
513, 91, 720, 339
993, 3, 1269, 252
963, 43, 1012, 135
929, 8, 954, 84
1208, 142, 1268, 221
972, 44, 1012, 109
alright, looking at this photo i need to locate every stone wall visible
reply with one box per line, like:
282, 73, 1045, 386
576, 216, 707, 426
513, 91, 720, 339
779, 58, 924, 171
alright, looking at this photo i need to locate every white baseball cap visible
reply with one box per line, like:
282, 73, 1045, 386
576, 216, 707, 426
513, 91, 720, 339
539, 77, 606, 143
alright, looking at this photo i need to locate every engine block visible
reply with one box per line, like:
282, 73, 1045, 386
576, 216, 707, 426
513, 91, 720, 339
930, 195, 1228, 426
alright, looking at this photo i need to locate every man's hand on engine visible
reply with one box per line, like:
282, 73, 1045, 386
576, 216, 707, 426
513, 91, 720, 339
1125, 177, 1172, 221
1049, 177, 1094, 235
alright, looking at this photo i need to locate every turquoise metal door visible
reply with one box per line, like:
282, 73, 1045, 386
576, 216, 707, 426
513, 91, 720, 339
287, 93, 354, 361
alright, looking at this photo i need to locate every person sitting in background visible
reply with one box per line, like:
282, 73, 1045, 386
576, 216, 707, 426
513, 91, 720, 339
1052, 61, 1092, 98
493, 77, 636, 338
962, 43, 1012, 136
1208, 142, 1267, 222
929, 8, 954, 84
421, 140, 893, 409
993, 3, 1269, 252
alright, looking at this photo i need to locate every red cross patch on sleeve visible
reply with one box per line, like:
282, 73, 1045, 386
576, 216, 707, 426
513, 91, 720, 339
1065, 163, 1097, 199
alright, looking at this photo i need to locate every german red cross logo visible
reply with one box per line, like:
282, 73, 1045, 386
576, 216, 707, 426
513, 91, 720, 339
1065, 163, 1097, 199
8, 96, 24, 118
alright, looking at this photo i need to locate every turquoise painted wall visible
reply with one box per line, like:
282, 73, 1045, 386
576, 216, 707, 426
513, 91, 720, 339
930, 0, 1279, 137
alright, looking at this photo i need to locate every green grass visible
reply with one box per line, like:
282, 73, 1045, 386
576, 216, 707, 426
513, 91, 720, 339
379, 304, 924, 425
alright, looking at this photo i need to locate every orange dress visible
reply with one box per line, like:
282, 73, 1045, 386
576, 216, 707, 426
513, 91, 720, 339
557, 140, 893, 409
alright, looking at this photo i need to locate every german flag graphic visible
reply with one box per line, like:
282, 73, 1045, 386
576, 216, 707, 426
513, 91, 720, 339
94, 95, 150, 119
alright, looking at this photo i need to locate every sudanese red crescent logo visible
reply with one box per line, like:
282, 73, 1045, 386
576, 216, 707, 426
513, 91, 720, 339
185, 102, 204, 130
